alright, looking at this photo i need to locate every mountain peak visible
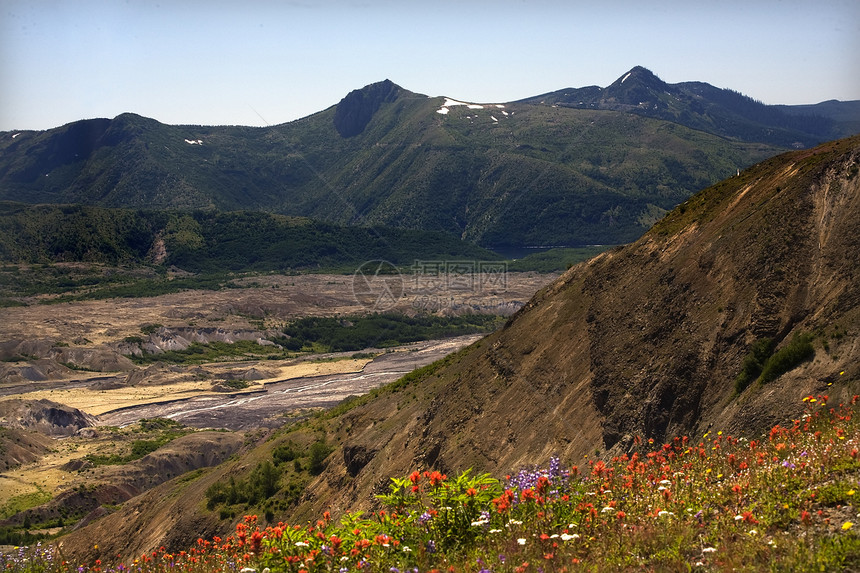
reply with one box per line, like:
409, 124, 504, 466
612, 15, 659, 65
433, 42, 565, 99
333, 79, 405, 137
609, 66, 666, 91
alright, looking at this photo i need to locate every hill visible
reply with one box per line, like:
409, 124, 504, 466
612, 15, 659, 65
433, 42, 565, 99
47, 135, 860, 562
3, 68, 856, 248
0, 203, 499, 272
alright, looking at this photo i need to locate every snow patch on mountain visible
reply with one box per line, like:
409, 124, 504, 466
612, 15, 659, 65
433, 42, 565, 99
437, 98, 507, 117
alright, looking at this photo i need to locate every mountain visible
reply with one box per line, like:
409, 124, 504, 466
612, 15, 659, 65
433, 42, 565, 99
295, 134, 860, 511
3, 68, 856, 248
53, 135, 860, 562
521, 66, 856, 147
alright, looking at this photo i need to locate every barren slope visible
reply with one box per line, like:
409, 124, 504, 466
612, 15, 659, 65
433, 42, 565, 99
296, 135, 860, 518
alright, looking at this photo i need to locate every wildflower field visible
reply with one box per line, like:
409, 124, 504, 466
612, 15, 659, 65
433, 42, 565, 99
5, 395, 860, 572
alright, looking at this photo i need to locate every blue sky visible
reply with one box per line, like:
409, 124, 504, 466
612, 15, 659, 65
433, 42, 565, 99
1, 0, 858, 131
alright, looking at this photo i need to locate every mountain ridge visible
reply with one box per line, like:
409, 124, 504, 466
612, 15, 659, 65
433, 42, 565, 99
520, 66, 855, 148
1, 68, 858, 249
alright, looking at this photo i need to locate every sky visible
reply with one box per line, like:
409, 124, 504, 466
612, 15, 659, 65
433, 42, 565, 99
1, 0, 859, 132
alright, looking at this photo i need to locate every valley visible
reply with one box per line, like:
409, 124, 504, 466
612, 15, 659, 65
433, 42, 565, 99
0, 268, 557, 544
0, 66, 858, 569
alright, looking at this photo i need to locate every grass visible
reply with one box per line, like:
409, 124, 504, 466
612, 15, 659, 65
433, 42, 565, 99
0, 490, 51, 520
84, 419, 191, 466
5, 393, 860, 571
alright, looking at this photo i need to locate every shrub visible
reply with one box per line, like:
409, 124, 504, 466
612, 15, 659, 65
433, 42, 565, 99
760, 332, 815, 383
734, 337, 774, 394
308, 439, 333, 475
272, 443, 298, 465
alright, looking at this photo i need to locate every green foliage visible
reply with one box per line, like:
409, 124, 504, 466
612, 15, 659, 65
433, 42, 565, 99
139, 323, 163, 335
308, 439, 333, 476
0, 83, 797, 249
272, 442, 299, 465
505, 245, 613, 272
0, 490, 51, 520
248, 461, 281, 501
278, 312, 504, 353
735, 337, 775, 394
219, 378, 250, 390
9, 396, 860, 572
206, 438, 329, 511
85, 419, 189, 466
735, 333, 816, 392
760, 332, 815, 384
0, 203, 500, 272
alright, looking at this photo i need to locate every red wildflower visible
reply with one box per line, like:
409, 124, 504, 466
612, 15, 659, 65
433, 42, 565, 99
250, 530, 263, 554
536, 475, 551, 496
492, 489, 515, 513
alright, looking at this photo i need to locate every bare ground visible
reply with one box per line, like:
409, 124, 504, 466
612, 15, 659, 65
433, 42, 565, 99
0, 272, 556, 507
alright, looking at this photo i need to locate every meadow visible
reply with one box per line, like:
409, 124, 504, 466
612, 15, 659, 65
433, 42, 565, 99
5, 392, 860, 571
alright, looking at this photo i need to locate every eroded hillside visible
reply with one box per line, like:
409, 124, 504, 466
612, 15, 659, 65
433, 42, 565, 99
298, 135, 860, 517
48, 136, 860, 563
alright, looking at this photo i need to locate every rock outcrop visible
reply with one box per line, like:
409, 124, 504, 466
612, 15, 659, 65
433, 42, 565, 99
333, 79, 403, 137
0, 398, 98, 436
